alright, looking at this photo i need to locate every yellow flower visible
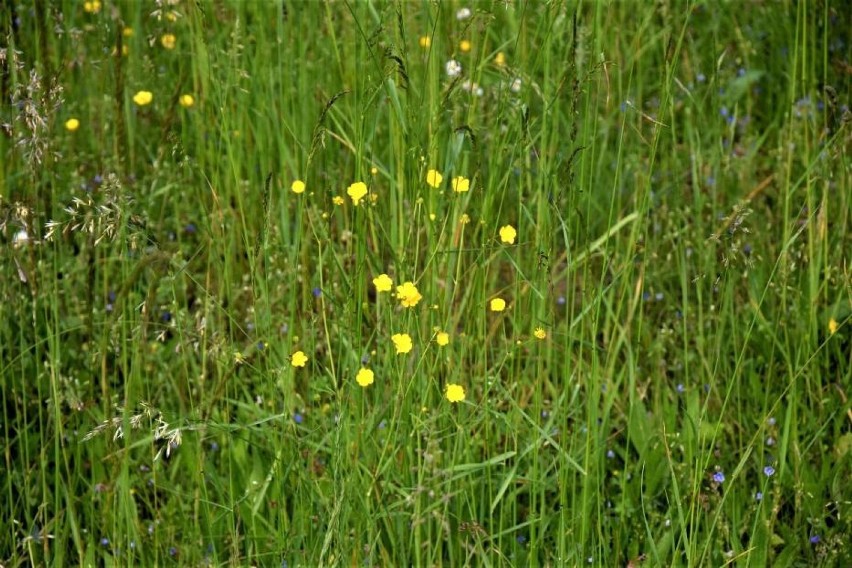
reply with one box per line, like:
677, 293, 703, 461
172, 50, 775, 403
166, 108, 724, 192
290, 350, 308, 367
459, 214, 470, 225
534, 327, 547, 340
490, 297, 506, 312
347, 181, 368, 206
291, 179, 306, 194
179, 94, 194, 108
396, 281, 422, 308
391, 333, 413, 354
426, 169, 443, 188
499, 225, 517, 244
452, 176, 470, 193
445, 383, 466, 403
419, 36, 431, 48
332, 196, 345, 206
83, 1, 101, 14
828, 318, 839, 335
356, 368, 374, 387
494, 52, 506, 67
371, 166, 379, 175
373, 274, 393, 293
133, 91, 153, 106
65, 118, 80, 132
161, 34, 176, 50
459, 40, 472, 52
123, 27, 134, 37
436, 331, 450, 346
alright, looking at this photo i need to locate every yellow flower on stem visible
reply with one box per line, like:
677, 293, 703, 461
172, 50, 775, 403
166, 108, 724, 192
161, 34, 176, 49
436, 331, 450, 346
426, 169, 443, 188
445, 383, 465, 403
356, 368, 374, 387
396, 281, 422, 308
347, 181, 368, 206
332, 196, 345, 206
391, 333, 413, 354
490, 297, 506, 312
828, 318, 839, 335
499, 225, 517, 244
179, 94, 194, 108
534, 327, 547, 340
452, 176, 470, 193
65, 118, 80, 132
133, 91, 153, 106
291, 180, 306, 194
373, 274, 393, 293
83, 1, 101, 14
419, 36, 431, 48
459, 40, 472, 52
290, 350, 308, 367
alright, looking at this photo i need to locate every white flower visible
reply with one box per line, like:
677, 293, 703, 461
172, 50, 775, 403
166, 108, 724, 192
12, 230, 29, 247
510, 77, 522, 93
456, 7, 472, 20
446, 59, 462, 78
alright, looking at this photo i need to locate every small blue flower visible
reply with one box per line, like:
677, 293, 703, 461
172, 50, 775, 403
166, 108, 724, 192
767, 417, 776, 426
713, 471, 725, 483
100, 537, 110, 547
312, 287, 322, 298
676, 383, 685, 394
763, 466, 775, 477
606, 449, 615, 459
809, 535, 820, 544
754, 491, 763, 501
293, 413, 304, 424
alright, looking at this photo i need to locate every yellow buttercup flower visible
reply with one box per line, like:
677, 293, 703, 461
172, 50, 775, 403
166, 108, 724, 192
828, 318, 839, 335
161, 34, 176, 50
436, 331, 449, 346
179, 94, 194, 108
534, 327, 547, 340
392, 333, 413, 354
494, 52, 506, 67
396, 281, 422, 308
356, 368, 374, 387
452, 176, 470, 193
332, 196, 345, 206
291, 180, 306, 194
426, 169, 443, 188
419, 36, 431, 48
445, 383, 465, 403
133, 91, 153, 106
83, 1, 101, 14
490, 297, 506, 312
459, 40, 472, 52
499, 225, 517, 244
373, 274, 393, 293
290, 350, 308, 368
65, 118, 80, 132
347, 181, 368, 206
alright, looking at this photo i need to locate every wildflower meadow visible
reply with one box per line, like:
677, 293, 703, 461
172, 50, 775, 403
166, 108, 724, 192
2, 1, 851, 566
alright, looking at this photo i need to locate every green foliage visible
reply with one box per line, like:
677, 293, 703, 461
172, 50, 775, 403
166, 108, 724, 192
1, 0, 850, 566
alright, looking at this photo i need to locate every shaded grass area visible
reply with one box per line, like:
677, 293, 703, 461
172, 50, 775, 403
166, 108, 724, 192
1, 1, 850, 565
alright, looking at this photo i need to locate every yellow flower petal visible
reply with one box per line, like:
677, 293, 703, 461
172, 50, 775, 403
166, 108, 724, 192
373, 274, 393, 293
490, 297, 506, 312
290, 350, 308, 367
347, 181, 368, 206
391, 333, 413, 354
445, 383, 465, 403
65, 118, 80, 132
499, 225, 517, 244
426, 169, 443, 188
396, 281, 422, 308
436, 331, 449, 346
452, 176, 470, 193
356, 368, 374, 387
133, 91, 153, 106
291, 179, 306, 194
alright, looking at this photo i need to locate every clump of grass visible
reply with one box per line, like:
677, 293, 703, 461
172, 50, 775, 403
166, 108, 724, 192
1, 1, 850, 566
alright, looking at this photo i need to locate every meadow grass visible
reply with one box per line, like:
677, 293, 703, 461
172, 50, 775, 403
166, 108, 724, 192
1, 1, 850, 566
